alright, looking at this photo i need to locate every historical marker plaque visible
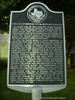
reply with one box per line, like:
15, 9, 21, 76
7, 2, 66, 93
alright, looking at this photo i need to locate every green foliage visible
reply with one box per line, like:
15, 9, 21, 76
0, 0, 21, 32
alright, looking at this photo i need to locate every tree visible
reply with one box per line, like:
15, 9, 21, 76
0, 0, 75, 34
0, 0, 21, 32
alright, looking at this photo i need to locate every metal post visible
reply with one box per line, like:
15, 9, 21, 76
32, 88, 42, 100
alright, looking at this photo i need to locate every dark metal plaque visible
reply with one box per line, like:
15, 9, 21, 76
8, 2, 66, 85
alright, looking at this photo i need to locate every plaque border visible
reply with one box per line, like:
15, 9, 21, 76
7, 2, 67, 93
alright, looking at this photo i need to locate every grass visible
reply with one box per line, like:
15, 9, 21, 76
0, 42, 8, 59
42, 68, 75, 100
0, 68, 75, 100
0, 69, 31, 100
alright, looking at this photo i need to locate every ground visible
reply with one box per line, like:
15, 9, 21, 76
0, 68, 75, 100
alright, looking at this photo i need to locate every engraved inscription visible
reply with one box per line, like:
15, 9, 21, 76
9, 24, 64, 84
